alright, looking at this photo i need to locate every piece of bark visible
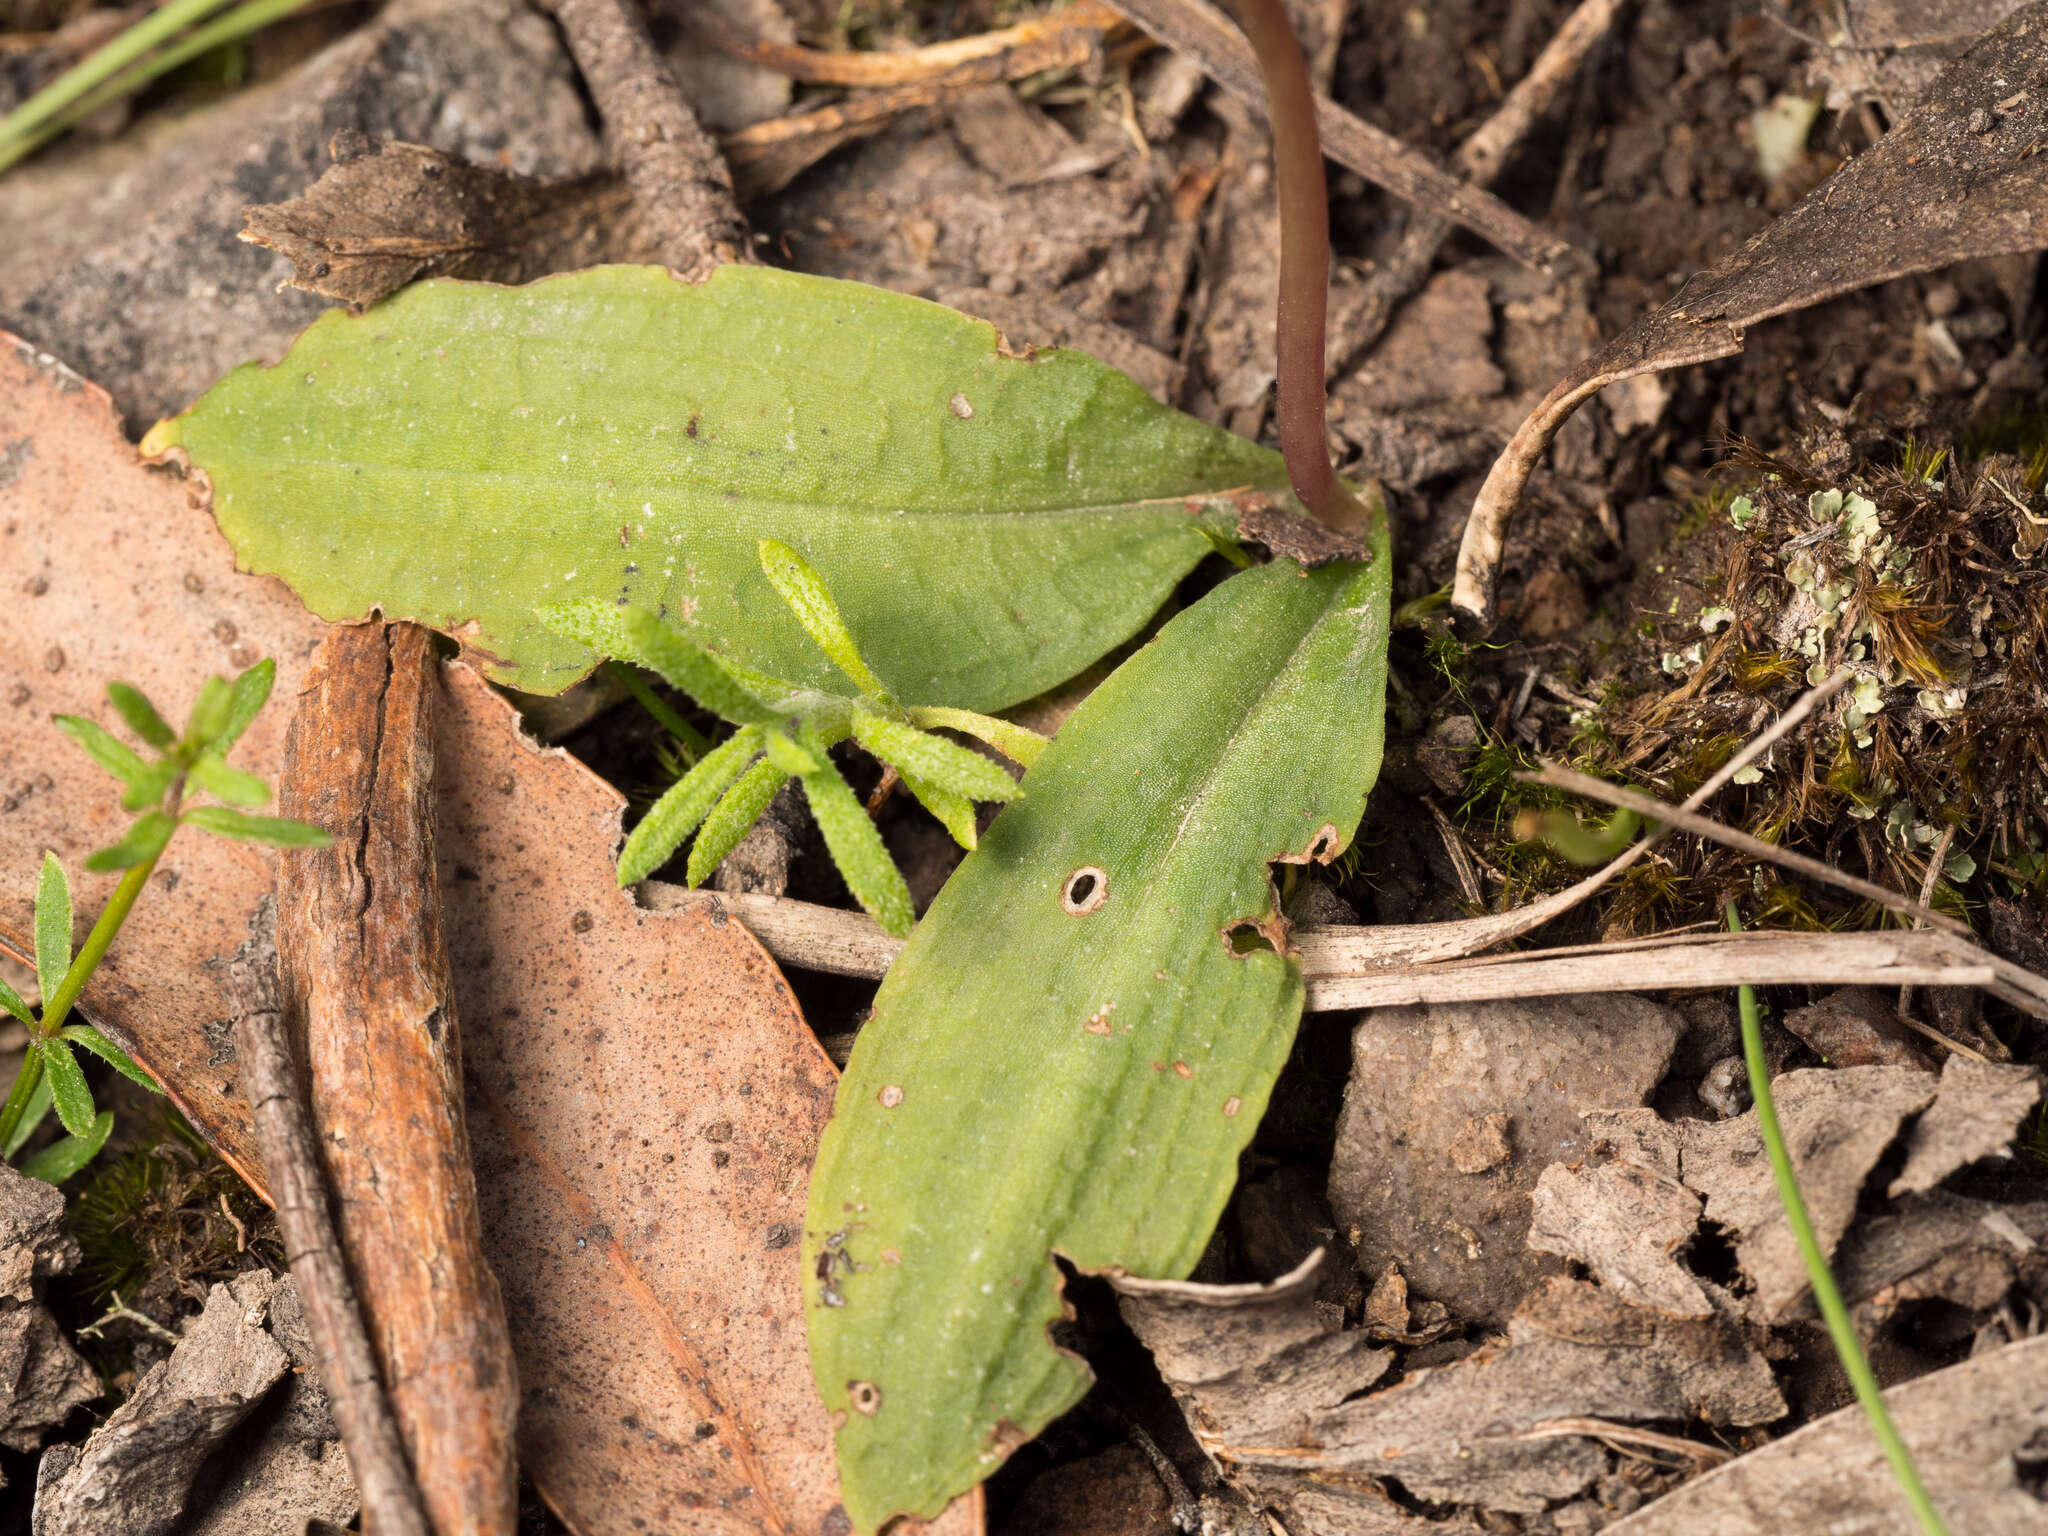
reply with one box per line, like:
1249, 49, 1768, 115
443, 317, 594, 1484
1781, 985, 1934, 1070
242, 139, 658, 310
1527, 1160, 1711, 1318
1603, 1331, 2048, 1534
1327, 995, 1683, 1327
1833, 1191, 2048, 1320
32, 1274, 289, 1536
1678, 1066, 1937, 1321
279, 621, 518, 1536
227, 926, 428, 1536
1115, 1251, 1393, 1450
542, 0, 750, 281
1889, 1057, 2045, 1197
0, 1162, 97, 1467
1217, 1277, 1780, 1516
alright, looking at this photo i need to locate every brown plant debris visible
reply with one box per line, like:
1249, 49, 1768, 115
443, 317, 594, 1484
1602, 1332, 2048, 1533
242, 138, 657, 310
1458, 0, 2048, 625
1888, 1056, 2045, 1196
0, 1161, 97, 1471
33, 1272, 290, 1536
1327, 995, 1683, 1327
1676, 1065, 1937, 1321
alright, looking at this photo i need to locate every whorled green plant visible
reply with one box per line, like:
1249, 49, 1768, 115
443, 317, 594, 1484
0, 661, 328, 1181
541, 539, 1045, 935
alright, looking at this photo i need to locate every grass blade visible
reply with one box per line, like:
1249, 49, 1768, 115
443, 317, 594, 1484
853, 713, 1020, 804
686, 760, 790, 887
84, 810, 177, 871
1727, 902, 1948, 1536
53, 715, 148, 785
40, 1036, 95, 1138
898, 769, 979, 850
61, 1025, 164, 1093
106, 682, 176, 749
759, 539, 895, 704
904, 706, 1049, 768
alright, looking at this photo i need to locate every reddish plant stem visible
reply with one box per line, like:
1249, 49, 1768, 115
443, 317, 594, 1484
1229, 0, 1369, 535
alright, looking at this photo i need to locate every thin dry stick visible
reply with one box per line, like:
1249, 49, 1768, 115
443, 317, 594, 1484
1518, 1417, 1734, 1467
542, 0, 749, 281
1334, 0, 1626, 373
226, 942, 431, 1536
1107, 0, 1578, 275
688, 0, 1119, 86
1521, 760, 1972, 936
1898, 821, 1956, 1017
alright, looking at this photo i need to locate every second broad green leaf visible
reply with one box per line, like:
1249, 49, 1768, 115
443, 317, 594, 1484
804, 517, 1392, 1529
144, 265, 1289, 709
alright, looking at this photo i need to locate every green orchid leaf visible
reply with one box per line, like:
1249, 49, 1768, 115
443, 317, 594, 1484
216, 657, 276, 753
804, 525, 1391, 1530
21, 1110, 114, 1185
183, 675, 234, 748
617, 726, 762, 887
685, 759, 790, 889
898, 769, 979, 852
0, 972, 30, 1028
800, 756, 916, 939
181, 807, 330, 847
105, 681, 177, 749
759, 538, 895, 704
40, 1036, 95, 1138
53, 714, 148, 785
144, 265, 1284, 709
851, 712, 1020, 805
903, 706, 1047, 768
60, 1025, 164, 1093
84, 810, 176, 871
33, 852, 70, 1004
188, 755, 272, 809
119, 760, 177, 813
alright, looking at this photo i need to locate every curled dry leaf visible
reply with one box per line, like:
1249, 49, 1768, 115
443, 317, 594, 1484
1455, 0, 2048, 626
242, 138, 657, 310
0, 336, 979, 1536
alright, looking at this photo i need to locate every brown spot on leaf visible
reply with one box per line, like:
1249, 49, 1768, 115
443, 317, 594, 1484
1223, 1096, 1241, 1117
1083, 1004, 1114, 1036
877, 1084, 904, 1108
948, 392, 974, 419
847, 1380, 882, 1416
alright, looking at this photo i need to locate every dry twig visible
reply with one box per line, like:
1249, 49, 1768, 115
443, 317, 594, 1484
542, 0, 749, 280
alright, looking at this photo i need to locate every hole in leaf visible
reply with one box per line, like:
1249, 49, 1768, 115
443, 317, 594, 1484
1225, 921, 1279, 956
1061, 867, 1108, 915
847, 1379, 882, 1416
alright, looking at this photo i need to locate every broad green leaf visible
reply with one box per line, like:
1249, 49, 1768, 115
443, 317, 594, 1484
800, 757, 916, 938
216, 657, 276, 752
616, 725, 761, 886
40, 1036, 95, 1138
904, 706, 1047, 768
0, 972, 30, 1028
85, 810, 176, 871
898, 768, 979, 851
21, 1110, 113, 1184
851, 712, 1020, 805
804, 528, 1391, 1531
759, 538, 895, 704
106, 681, 176, 749
184, 675, 233, 748
686, 760, 789, 888
188, 755, 272, 808
144, 264, 1285, 709
34, 852, 69, 1004
2, 1069, 51, 1158
61, 1025, 164, 1093
53, 715, 147, 785
181, 807, 330, 847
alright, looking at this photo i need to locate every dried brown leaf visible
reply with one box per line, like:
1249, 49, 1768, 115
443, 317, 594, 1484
0, 335, 979, 1536
242, 139, 655, 310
